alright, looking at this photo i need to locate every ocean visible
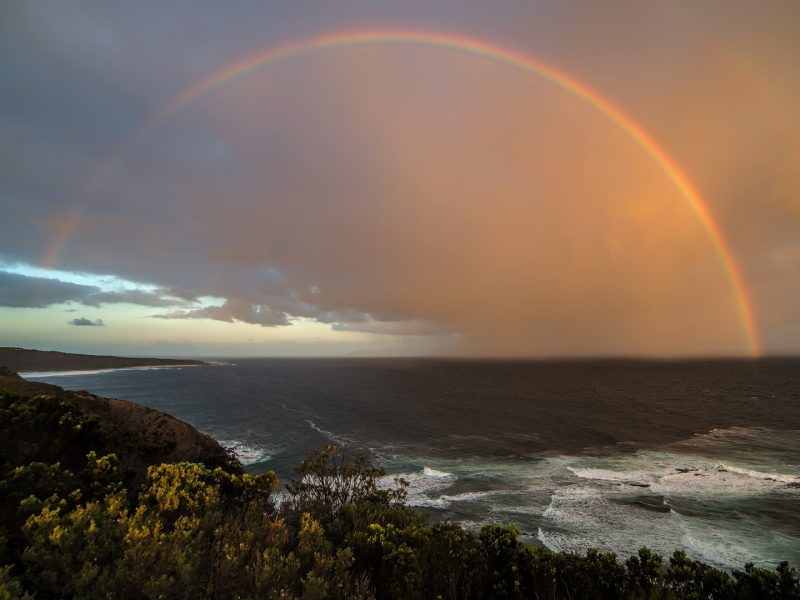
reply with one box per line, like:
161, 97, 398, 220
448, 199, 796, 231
26, 358, 800, 570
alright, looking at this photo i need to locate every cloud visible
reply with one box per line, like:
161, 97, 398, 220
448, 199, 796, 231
82, 289, 186, 308
152, 299, 290, 327
69, 317, 104, 327
0, 271, 97, 308
2, 2, 799, 355
2, 46, 763, 355
0, 270, 190, 310
151, 291, 378, 329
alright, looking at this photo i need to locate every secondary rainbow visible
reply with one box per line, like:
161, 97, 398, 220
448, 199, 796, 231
46, 28, 761, 356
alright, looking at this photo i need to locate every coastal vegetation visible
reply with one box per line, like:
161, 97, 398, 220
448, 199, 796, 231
0, 377, 797, 599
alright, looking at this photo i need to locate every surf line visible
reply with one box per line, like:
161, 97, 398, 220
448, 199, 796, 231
45, 28, 760, 356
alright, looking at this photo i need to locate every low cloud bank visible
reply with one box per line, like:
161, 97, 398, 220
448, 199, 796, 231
69, 317, 104, 327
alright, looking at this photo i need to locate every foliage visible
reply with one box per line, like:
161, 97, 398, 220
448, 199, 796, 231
285, 444, 406, 520
1, 388, 798, 598
0, 391, 102, 472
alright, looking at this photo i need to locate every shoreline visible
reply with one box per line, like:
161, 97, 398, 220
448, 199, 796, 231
3, 366, 798, 576
21, 363, 205, 378
0, 347, 208, 374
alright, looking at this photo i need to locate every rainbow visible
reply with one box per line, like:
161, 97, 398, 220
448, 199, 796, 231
46, 28, 760, 355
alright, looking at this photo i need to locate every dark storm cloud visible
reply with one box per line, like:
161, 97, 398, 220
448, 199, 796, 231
0, 271, 187, 309
151, 299, 442, 334
154, 300, 290, 327
0, 271, 97, 308
69, 317, 104, 327
83, 289, 185, 308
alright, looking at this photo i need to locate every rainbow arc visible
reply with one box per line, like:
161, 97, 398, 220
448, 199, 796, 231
42, 29, 760, 356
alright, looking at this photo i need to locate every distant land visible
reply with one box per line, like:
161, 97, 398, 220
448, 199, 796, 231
0, 347, 207, 373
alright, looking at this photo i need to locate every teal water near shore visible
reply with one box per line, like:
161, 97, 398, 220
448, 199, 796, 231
29, 358, 800, 570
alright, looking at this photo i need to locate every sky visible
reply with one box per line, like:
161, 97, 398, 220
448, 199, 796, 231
1, 1, 799, 358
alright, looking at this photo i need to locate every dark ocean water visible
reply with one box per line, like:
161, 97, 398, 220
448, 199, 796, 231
26, 358, 800, 570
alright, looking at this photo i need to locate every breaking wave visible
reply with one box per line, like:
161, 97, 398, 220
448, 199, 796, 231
219, 440, 272, 466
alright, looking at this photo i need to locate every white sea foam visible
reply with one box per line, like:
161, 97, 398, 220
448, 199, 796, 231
423, 466, 452, 478
388, 448, 797, 563
381, 455, 567, 511
565, 450, 798, 497
417, 489, 517, 509
568, 467, 655, 486
305, 420, 351, 445
654, 464, 798, 496
530, 447, 800, 568
537, 528, 584, 554
679, 529, 753, 570
383, 440, 798, 568
441, 490, 500, 502
539, 484, 685, 558
674, 511, 800, 569
219, 440, 271, 466
382, 467, 456, 508
716, 463, 798, 484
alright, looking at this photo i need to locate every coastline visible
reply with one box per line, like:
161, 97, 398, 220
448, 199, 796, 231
5, 352, 800, 574
0, 347, 208, 374
2, 361, 798, 596
20, 363, 205, 378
